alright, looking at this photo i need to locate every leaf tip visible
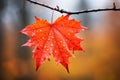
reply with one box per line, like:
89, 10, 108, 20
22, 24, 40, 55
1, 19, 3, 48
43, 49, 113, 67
61, 62, 70, 73
36, 59, 40, 71
36, 65, 39, 71
82, 26, 88, 31
18, 31, 22, 34
34, 16, 40, 22
66, 65, 70, 73
34, 16, 38, 19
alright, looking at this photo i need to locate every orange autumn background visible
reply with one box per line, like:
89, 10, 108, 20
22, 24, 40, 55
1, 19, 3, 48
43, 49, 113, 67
0, 0, 120, 80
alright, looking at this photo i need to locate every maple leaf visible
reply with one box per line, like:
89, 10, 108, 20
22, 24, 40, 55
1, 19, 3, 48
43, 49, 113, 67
20, 14, 87, 72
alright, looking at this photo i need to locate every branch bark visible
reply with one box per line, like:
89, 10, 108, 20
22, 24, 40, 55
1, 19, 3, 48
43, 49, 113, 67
27, 0, 120, 15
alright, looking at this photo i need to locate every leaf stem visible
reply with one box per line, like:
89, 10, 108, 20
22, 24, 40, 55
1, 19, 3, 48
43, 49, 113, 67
51, 10, 54, 24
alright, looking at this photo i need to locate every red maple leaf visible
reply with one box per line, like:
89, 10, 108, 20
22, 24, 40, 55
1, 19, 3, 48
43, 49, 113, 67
20, 14, 87, 72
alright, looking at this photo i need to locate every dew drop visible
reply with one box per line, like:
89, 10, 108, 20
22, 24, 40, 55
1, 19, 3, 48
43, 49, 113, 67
46, 49, 49, 51
54, 50, 57, 53
63, 45, 65, 47
50, 43, 53, 47
42, 37, 45, 39
48, 38, 50, 41
60, 41, 63, 43
39, 30, 42, 32
32, 33, 35, 36
51, 36, 54, 39
44, 46, 47, 48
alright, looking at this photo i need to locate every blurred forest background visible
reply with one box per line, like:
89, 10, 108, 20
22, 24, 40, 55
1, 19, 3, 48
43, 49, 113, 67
0, 0, 120, 80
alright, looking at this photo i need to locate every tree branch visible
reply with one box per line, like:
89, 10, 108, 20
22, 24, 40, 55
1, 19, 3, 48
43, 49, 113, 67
27, 0, 120, 15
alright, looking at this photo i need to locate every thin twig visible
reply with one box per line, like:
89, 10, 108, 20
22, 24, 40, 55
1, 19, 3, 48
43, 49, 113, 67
27, 0, 120, 15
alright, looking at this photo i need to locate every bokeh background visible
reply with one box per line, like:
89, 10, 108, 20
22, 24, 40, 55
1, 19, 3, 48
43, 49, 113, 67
0, 0, 120, 80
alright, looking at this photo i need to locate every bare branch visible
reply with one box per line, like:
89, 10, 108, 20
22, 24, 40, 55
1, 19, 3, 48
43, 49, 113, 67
27, 0, 120, 15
